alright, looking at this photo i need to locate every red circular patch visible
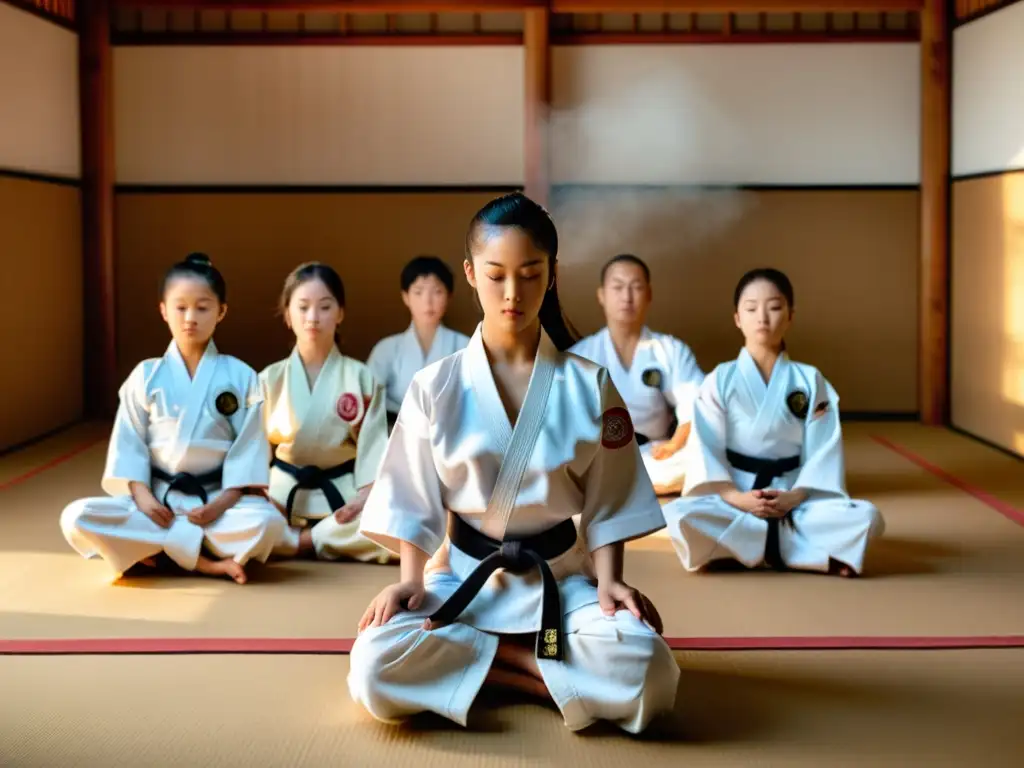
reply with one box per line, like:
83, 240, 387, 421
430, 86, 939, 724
601, 407, 634, 449
337, 393, 359, 422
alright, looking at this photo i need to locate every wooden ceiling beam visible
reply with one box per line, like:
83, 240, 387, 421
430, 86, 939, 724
113, 0, 924, 13
112, 1, 545, 10
554, 0, 922, 9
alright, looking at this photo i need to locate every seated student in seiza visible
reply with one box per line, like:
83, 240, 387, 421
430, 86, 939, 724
259, 262, 394, 564
348, 193, 678, 735
367, 255, 470, 432
60, 253, 286, 585
570, 254, 704, 495
661, 268, 884, 577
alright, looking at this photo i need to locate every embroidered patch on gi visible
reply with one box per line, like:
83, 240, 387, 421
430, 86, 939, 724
337, 393, 360, 422
601, 406, 634, 449
214, 390, 239, 416
786, 389, 809, 419
641, 367, 663, 388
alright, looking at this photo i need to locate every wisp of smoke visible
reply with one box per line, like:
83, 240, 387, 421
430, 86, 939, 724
544, 63, 758, 270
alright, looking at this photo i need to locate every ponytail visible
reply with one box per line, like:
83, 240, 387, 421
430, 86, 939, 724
538, 280, 580, 352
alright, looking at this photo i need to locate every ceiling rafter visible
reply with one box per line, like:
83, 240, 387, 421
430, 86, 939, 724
112, 0, 925, 13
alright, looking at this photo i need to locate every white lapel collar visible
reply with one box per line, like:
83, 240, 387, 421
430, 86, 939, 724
431, 324, 453, 359
286, 346, 313, 424
402, 323, 425, 365
466, 324, 514, 453
747, 348, 792, 437
168, 340, 220, 467
599, 327, 626, 376
737, 347, 768, 401
480, 326, 559, 539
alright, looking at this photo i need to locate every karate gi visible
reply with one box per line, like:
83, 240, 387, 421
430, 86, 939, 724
348, 326, 679, 734
661, 348, 884, 573
60, 341, 286, 578
571, 327, 704, 492
260, 346, 393, 563
366, 323, 470, 430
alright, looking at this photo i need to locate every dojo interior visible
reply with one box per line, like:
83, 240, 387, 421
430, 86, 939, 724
2, 0, 1024, 763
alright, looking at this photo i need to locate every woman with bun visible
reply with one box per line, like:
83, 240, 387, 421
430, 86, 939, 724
60, 253, 286, 584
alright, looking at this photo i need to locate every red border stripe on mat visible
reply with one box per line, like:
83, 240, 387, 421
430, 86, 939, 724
0, 437, 106, 493
3, 635, 1024, 655
871, 435, 1024, 527
0, 637, 354, 655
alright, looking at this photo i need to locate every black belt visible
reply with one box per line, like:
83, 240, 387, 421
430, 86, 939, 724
271, 457, 355, 518
725, 449, 801, 570
151, 466, 221, 508
428, 513, 578, 662
635, 415, 678, 447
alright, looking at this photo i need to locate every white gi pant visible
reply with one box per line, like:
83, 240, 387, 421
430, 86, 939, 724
60, 491, 287, 578
640, 442, 687, 494
663, 494, 884, 573
273, 512, 396, 563
348, 599, 679, 734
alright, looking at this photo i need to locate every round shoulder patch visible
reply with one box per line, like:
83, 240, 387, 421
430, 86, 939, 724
786, 389, 809, 419
215, 390, 239, 416
337, 392, 359, 422
601, 406, 635, 449
641, 367, 663, 389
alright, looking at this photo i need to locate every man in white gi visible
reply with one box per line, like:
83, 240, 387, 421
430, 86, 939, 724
571, 254, 705, 494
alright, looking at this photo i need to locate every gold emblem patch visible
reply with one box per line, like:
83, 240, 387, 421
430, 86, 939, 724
786, 390, 809, 419
215, 391, 239, 416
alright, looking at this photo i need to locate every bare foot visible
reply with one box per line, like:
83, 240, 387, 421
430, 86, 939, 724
485, 665, 551, 699
829, 559, 857, 578
196, 555, 247, 584
495, 637, 544, 681
297, 529, 315, 556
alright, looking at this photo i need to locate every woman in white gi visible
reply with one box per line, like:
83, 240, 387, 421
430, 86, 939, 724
60, 253, 286, 584
366, 255, 470, 432
260, 263, 393, 563
662, 268, 884, 577
348, 193, 678, 734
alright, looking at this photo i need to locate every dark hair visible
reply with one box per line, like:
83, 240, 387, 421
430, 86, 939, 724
465, 192, 579, 352
733, 267, 794, 351
161, 252, 227, 303
733, 267, 794, 309
401, 255, 455, 293
278, 262, 346, 316
600, 253, 650, 285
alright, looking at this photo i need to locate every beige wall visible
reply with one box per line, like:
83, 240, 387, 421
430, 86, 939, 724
950, 3, 1024, 457
0, 3, 80, 178
0, 175, 83, 451
113, 46, 524, 185
951, 173, 1024, 457
551, 44, 921, 186
0, 4, 83, 450
115, 186, 918, 413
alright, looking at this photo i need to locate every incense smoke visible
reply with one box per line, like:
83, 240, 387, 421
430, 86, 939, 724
543, 67, 758, 269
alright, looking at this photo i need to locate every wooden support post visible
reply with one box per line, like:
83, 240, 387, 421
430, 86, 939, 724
524, 8, 550, 207
80, 0, 118, 418
919, 0, 950, 425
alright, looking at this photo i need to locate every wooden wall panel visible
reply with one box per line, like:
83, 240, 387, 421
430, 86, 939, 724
951, 173, 1024, 458
0, 176, 83, 451
115, 187, 919, 414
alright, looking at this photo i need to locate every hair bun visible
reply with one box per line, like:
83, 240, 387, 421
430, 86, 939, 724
185, 252, 212, 267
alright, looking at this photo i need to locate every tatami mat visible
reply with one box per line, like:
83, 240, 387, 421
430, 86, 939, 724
2, 649, 1023, 767
1, 421, 1022, 645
